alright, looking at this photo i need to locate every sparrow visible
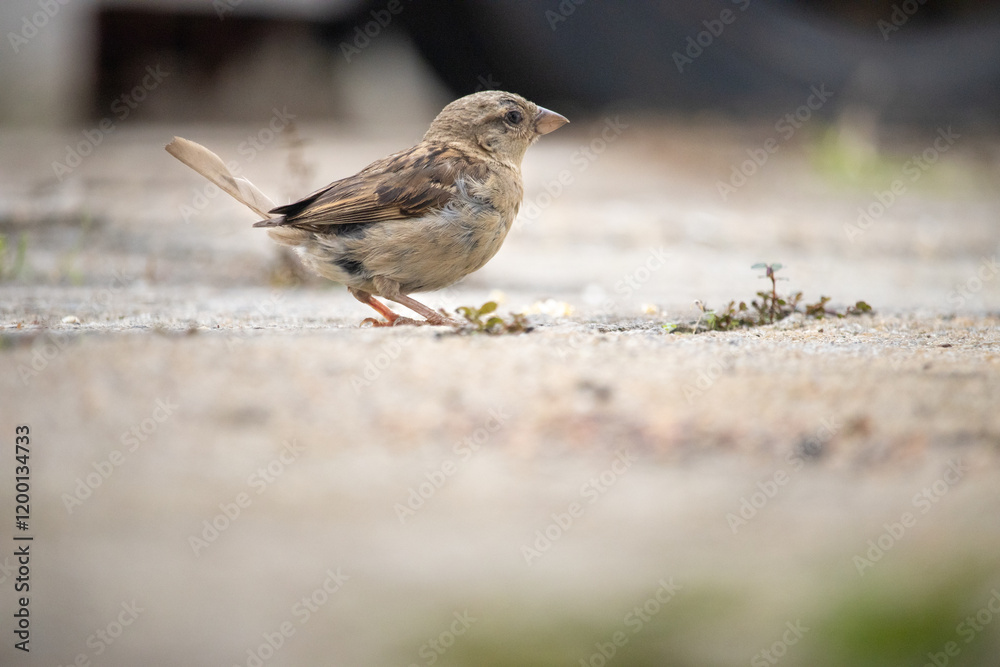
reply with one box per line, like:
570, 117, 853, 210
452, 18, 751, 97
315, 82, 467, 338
166, 91, 568, 326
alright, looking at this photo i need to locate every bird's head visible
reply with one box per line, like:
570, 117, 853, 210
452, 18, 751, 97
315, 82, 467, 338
423, 90, 569, 166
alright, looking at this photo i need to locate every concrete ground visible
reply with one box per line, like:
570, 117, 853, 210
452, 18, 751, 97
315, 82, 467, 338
1, 115, 999, 666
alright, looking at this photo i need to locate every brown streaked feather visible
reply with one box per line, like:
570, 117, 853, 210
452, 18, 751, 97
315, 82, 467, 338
253, 143, 491, 230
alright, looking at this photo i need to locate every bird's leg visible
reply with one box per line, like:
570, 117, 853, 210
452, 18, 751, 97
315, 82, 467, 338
348, 287, 422, 327
372, 277, 463, 327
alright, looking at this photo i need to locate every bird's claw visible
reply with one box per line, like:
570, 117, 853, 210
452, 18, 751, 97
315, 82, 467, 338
359, 316, 460, 328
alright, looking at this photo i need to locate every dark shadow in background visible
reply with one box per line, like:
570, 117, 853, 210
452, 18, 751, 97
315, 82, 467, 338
96, 0, 1000, 126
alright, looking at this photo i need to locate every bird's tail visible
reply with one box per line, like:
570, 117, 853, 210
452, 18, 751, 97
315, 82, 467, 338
165, 137, 276, 219
165, 136, 305, 246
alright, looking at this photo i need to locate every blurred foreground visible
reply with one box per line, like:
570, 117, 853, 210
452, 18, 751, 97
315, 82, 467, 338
1, 117, 999, 665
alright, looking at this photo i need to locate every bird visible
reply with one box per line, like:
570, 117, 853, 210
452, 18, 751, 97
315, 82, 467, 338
166, 91, 569, 326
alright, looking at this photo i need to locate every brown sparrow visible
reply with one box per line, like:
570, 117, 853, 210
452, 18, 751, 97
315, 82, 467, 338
167, 91, 568, 326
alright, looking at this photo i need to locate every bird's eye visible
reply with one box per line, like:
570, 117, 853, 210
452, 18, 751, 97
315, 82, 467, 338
504, 110, 523, 125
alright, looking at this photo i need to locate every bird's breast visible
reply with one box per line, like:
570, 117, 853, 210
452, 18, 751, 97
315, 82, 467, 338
362, 184, 517, 294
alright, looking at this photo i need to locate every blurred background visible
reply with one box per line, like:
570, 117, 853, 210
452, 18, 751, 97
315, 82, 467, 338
4, 0, 1000, 127
2, 3, 1000, 667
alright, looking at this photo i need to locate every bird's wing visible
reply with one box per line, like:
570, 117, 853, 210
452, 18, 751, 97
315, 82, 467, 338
254, 143, 490, 230
165, 137, 276, 219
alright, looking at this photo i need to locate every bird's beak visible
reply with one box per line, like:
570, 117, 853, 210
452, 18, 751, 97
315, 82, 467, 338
534, 106, 569, 135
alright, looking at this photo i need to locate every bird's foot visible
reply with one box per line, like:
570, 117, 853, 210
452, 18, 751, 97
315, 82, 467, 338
359, 314, 463, 328
359, 316, 422, 327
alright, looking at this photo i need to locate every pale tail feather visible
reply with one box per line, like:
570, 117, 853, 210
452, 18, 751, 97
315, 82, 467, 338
165, 137, 276, 219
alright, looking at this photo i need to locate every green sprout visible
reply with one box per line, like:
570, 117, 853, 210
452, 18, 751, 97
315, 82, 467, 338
452, 301, 531, 335
667, 263, 872, 333
0, 233, 28, 282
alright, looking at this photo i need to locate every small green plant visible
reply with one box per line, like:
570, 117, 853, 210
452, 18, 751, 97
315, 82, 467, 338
452, 301, 531, 334
753, 262, 787, 323
668, 263, 872, 333
57, 213, 96, 285
0, 232, 28, 282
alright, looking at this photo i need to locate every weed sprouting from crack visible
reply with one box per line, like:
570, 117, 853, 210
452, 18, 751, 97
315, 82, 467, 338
448, 301, 532, 335
667, 263, 872, 333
